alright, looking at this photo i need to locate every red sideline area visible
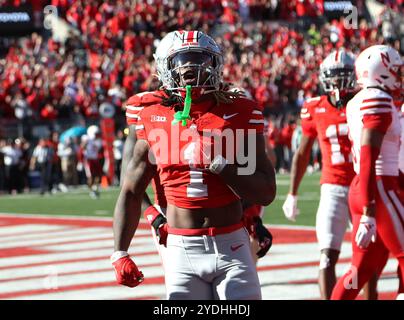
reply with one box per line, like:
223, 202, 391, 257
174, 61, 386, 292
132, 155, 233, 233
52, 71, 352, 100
0, 213, 347, 243
0, 213, 396, 300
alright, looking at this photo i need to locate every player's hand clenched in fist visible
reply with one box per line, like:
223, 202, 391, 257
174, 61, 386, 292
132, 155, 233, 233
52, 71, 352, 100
111, 251, 144, 288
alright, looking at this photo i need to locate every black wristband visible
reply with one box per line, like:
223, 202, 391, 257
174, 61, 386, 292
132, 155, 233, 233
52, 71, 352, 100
151, 214, 167, 230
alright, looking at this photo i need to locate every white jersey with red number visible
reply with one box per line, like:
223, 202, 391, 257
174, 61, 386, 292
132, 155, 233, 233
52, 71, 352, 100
346, 88, 401, 176
300, 95, 355, 186
83, 138, 102, 160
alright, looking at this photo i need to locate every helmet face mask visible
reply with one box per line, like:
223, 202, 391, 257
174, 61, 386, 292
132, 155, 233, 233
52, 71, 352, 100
154, 31, 224, 97
169, 51, 215, 88
319, 49, 356, 96
319, 67, 356, 93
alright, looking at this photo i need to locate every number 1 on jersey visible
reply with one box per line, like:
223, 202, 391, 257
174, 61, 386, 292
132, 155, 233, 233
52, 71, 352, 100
325, 124, 349, 165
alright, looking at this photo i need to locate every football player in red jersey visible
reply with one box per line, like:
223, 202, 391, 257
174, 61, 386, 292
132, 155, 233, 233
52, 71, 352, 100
121, 81, 273, 272
331, 45, 404, 300
121, 91, 170, 266
282, 49, 386, 299
111, 30, 276, 299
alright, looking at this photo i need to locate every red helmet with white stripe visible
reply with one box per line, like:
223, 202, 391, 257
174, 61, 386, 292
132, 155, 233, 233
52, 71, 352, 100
153, 30, 224, 97
355, 45, 403, 97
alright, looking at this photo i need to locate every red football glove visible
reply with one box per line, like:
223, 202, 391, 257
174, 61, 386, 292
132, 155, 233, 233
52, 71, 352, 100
143, 206, 168, 246
111, 252, 144, 288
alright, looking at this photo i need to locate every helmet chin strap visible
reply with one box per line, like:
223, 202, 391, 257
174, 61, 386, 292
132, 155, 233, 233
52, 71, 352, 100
172, 85, 192, 126
334, 88, 343, 109
329, 88, 344, 109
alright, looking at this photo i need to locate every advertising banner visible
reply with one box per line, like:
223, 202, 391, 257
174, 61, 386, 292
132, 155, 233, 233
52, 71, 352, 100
0, 5, 34, 36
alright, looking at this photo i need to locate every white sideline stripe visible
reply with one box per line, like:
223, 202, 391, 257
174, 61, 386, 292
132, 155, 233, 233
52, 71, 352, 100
0, 212, 113, 221
1, 257, 396, 299
13, 284, 167, 300
0, 225, 70, 236
267, 224, 316, 231
7, 270, 399, 301
0, 227, 113, 242
0, 266, 164, 295
2, 216, 399, 299
261, 277, 398, 300
40, 237, 154, 251
0, 232, 114, 249
0, 239, 341, 269
258, 258, 398, 287
0, 255, 163, 281
0, 229, 150, 249
257, 242, 353, 268
0, 244, 158, 268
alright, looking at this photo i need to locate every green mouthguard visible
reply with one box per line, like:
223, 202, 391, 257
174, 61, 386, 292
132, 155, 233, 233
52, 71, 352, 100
172, 85, 192, 126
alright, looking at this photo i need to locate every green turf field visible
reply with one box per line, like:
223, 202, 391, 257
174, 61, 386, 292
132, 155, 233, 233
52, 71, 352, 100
0, 172, 321, 227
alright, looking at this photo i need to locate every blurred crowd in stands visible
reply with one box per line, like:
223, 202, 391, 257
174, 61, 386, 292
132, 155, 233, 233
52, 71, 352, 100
0, 0, 403, 193
0, 129, 125, 194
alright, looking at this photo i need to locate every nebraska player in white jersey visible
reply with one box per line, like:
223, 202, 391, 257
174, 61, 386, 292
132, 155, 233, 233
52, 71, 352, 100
283, 49, 382, 299
331, 45, 404, 300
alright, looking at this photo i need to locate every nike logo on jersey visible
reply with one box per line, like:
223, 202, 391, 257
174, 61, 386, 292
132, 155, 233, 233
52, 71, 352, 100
230, 244, 244, 251
223, 113, 238, 120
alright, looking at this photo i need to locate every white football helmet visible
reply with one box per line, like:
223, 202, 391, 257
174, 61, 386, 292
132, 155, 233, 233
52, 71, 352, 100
87, 125, 100, 139
153, 30, 224, 95
355, 45, 403, 95
319, 48, 356, 93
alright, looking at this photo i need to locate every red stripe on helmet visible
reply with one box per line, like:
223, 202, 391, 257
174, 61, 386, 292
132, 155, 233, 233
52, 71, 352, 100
186, 31, 194, 43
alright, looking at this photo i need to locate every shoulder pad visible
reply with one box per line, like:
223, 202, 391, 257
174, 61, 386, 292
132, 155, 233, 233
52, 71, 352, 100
124, 90, 166, 110
303, 96, 323, 107
359, 88, 392, 101
231, 97, 260, 111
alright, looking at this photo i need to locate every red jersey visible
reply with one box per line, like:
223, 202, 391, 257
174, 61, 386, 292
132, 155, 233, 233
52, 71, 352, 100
135, 94, 264, 209
300, 95, 355, 186
124, 91, 168, 208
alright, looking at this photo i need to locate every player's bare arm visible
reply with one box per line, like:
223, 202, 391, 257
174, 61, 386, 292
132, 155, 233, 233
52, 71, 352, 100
218, 133, 276, 206
120, 125, 137, 186
120, 124, 154, 209
289, 134, 316, 195
113, 139, 157, 251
